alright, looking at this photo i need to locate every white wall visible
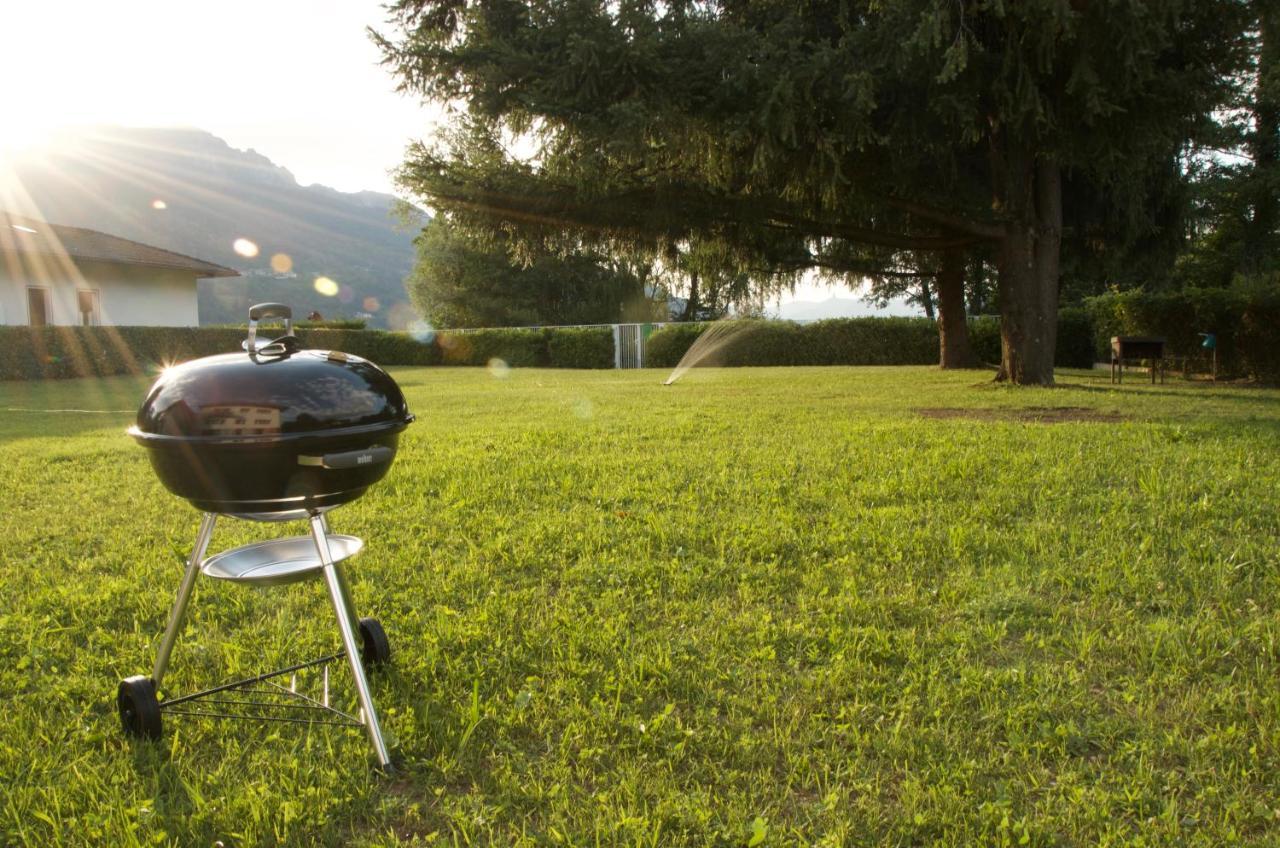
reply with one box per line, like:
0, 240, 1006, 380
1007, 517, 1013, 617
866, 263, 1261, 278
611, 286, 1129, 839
0, 258, 203, 326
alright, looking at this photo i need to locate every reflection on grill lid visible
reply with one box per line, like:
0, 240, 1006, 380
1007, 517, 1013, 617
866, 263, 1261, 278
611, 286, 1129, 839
134, 349, 412, 441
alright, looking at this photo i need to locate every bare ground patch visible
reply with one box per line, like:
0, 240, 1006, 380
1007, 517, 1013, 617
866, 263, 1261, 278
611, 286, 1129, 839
917, 406, 1128, 424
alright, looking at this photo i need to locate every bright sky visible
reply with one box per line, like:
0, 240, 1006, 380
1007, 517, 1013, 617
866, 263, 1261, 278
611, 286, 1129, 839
1, 0, 432, 194
0, 0, 905, 312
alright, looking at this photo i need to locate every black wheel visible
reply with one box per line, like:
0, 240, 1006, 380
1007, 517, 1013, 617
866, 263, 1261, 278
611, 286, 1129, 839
358, 617, 391, 668
117, 676, 162, 740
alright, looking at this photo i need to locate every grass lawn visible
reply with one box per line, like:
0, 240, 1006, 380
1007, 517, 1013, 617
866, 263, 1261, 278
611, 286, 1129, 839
2, 365, 1279, 846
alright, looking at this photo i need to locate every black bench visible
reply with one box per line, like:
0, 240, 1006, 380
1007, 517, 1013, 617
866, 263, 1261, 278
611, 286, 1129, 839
1111, 336, 1167, 384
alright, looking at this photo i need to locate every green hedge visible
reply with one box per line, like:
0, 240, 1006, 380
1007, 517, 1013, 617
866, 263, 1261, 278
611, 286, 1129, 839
0, 325, 449, 380
0, 326, 245, 381
646, 315, 1097, 370
438, 328, 545, 367
439, 326, 616, 368
647, 318, 937, 368
0, 324, 621, 381
17, 304, 1225, 382
1085, 285, 1280, 381
547, 327, 615, 369
966, 309, 1095, 370
1055, 308, 1098, 370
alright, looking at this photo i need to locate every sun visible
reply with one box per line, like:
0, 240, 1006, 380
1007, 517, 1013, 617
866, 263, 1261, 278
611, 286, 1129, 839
0, 122, 54, 159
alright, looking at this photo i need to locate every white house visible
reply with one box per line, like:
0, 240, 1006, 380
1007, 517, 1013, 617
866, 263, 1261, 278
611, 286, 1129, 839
1, 213, 238, 327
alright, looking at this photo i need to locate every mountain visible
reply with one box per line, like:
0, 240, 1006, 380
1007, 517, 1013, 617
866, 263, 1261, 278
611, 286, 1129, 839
5, 127, 424, 328
771, 295, 919, 321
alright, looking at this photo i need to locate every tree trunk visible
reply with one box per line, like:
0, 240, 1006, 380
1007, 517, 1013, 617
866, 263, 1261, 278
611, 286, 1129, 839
681, 271, 701, 321
993, 143, 1061, 385
918, 280, 935, 320
967, 257, 989, 315
936, 249, 978, 368
1245, 0, 1279, 272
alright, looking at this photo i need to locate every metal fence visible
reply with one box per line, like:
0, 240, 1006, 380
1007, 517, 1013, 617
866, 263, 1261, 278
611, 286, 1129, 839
445, 322, 669, 368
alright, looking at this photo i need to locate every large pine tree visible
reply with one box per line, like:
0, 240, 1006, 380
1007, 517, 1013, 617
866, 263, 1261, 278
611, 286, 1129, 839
377, 0, 1249, 384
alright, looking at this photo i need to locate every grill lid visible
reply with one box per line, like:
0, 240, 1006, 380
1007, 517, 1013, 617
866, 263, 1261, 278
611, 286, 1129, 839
130, 303, 413, 443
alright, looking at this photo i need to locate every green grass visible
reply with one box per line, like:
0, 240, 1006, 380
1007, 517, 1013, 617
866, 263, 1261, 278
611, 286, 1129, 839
2, 366, 1279, 846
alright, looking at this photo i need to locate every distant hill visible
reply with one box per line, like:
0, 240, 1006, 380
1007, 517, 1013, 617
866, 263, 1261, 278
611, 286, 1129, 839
6, 127, 424, 328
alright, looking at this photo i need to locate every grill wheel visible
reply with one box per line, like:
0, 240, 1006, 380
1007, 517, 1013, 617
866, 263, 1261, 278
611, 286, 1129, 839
359, 618, 391, 668
117, 676, 162, 740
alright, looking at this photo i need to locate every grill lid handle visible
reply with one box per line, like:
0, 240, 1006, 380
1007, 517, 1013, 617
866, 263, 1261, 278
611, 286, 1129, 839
245, 303, 294, 353
298, 445, 394, 470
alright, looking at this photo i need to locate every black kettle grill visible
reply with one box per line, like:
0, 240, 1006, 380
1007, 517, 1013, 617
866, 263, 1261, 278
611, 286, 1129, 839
129, 302, 413, 513
116, 304, 412, 769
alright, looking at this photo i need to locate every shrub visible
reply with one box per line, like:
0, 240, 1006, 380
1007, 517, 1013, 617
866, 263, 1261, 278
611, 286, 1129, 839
0, 326, 246, 381
437, 328, 547, 366
645, 315, 1094, 371
548, 327, 615, 368
0, 311, 1124, 381
643, 323, 706, 368
968, 317, 1002, 365
802, 317, 938, 365
1085, 285, 1280, 381
298, 328, 441, 366
0, 326, 440, 381
1055, 308, 1098, 369
295, 319, 367, 330
1238, 286, 1280, 381
719, 320, 806, 366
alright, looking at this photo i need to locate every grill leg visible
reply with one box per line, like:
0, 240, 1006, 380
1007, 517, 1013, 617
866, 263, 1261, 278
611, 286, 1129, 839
153, 512, 217, 687
317, 514, 359, 627
310, 515, 392, 769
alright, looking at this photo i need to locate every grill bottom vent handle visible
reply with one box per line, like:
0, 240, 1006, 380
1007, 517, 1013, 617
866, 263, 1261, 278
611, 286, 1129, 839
298, 446, 393, 470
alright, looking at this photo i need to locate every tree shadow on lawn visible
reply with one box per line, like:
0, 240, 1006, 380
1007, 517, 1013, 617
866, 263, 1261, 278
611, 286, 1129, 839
1053, 381, 1280, 404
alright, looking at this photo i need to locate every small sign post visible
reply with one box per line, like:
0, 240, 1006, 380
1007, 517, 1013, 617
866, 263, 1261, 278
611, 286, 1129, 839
1199, 332, 1217, 381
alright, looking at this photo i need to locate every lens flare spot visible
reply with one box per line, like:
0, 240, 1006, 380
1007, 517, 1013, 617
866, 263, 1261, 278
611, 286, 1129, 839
573, 398, 594, 420
487, 358, 511, 378
387, 302, 417, 330
409, 320, 436, 344
338, 284, 354, 304
151, 199, 167, 210
314, 276, 339, 297
233, 238, 259, 258
270, 252, 293, 273
363, 296, 381, 312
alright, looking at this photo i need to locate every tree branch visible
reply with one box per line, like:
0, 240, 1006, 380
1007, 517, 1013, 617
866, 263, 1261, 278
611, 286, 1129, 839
882, 197, 1006, 240
419, 168, 985, 254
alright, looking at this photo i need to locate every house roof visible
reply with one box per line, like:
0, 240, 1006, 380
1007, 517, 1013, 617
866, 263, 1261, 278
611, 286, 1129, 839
0, 212, 240, 278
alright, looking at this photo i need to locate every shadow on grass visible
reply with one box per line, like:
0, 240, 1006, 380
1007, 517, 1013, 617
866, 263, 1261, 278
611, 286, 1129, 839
1053, 381, 1280, 404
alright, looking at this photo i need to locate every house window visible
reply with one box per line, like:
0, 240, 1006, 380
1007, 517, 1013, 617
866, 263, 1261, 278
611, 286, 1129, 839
77, 289, 100, 326
27, 287, 50, 327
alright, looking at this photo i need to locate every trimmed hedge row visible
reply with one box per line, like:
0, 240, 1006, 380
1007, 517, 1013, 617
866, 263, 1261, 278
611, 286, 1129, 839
438, 326, 615, 368
966, 308, 1096, 370
645, 318, 941, 368
20, 296, 1272, 381
547, 327, 616, 369
1085, 286, 1280, 381
0, 324, 616, 381
645, 314, 1099, 371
